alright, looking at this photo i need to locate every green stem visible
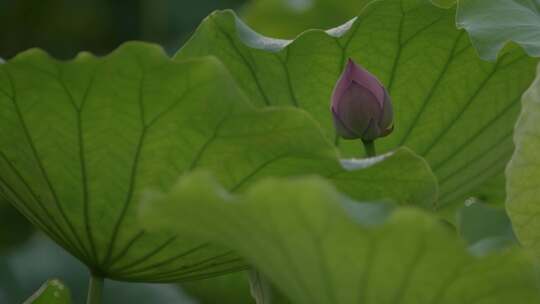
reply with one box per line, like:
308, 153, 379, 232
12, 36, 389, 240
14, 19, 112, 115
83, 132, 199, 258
87, 272, 104, 304
249, 269, 272, 304
362, 140, 376, 157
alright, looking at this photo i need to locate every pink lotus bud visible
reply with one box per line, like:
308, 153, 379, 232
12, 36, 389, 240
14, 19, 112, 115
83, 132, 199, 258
331, 59, 393, 141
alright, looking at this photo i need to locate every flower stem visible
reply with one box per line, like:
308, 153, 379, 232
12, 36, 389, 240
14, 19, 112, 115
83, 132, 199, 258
249, 269, 272, 304
87, 272, 104, 304
362, 140, 376, 157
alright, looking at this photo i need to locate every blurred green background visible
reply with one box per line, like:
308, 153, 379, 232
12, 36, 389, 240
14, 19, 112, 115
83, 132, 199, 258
0, 0, 247, 59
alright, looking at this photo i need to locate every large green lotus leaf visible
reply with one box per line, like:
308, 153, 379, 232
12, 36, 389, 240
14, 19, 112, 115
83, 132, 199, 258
0, 57, 34, 253
466, 172, 506, 205
0, 43, 436, 282
507, 63, 540, 259
144, 172, 540, 304
180, 272, 255, 304
431, 0, 456, 8
181, 271, 292, 304
241, 0, 451, 38
457, 0, 540, 61
178, 0, 537, 211
241, 0, 367, 39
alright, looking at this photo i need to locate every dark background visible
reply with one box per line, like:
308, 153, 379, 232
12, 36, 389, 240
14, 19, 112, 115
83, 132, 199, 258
0, 0, 248, 59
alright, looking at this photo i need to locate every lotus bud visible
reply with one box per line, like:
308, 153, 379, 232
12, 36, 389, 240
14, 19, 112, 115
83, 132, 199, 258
331, 59, 393, 142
